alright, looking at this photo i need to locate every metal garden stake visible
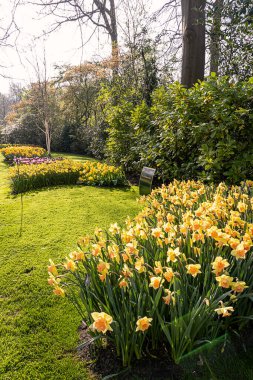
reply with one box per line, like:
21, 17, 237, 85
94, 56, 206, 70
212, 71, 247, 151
139, 167, 156, 195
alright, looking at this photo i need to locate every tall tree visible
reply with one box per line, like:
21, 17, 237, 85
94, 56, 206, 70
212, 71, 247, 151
209, 0, 223, 74
181, 0, 206, 88
5, 79, 60, 150
0, 0, 20, 77
217, 0, 253, 80
30, 0, 119, 70
26, 49, 60, 155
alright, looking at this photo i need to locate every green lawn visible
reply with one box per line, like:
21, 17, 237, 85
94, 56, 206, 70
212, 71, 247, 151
51, 152, 98, 163
0, 154, 140, 380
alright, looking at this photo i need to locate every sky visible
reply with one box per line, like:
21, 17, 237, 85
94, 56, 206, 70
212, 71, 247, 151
0, 0, 166, 94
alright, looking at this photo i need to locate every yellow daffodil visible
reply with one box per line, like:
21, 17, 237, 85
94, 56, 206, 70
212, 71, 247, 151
211, 256, 230, 275
186, 264, 201, 277
231, 242, 248, 260
231, 281, 248, 293
64, 258, 76, 272
216, 274, 233, 288
164, 268, 174, 282
228, 238, 240, 250
154, 261, 163, 275
163, 222, 173, 233
48, 259, 58, 276
91, 312, 113, 334
107, 244, 120, 262
136, 317, 152, 332
53, 286, 65, 297
47, 273, 61, 286
215, 302, 234, 317
237, 202, 247, 213
191, 219, 202, 231
125, 240, 139, 256
97, 260, 110, 274
162, 289, 175, 305
121, 264, 133, 278
151, 227, 164, 239
149, 276, 163, 289
167, 247, 181, 263
135, 257, 146, 273
119, 278, 128, 288
180, 224, 188, 235
69, 251, 84, 261
91, 244, 102, 257
193, 247, 201, 256
109, 223, 121, 235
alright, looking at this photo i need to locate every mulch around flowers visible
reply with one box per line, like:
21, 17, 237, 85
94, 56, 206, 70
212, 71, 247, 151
78, 323, 253, 380
78, 324, 183, 380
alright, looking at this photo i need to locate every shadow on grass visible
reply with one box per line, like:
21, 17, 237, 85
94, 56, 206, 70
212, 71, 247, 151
10, 183, 136, 198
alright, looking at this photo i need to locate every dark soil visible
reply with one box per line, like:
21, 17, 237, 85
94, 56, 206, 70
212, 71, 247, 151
78, 323, 183, 380
78, 323, 253, 380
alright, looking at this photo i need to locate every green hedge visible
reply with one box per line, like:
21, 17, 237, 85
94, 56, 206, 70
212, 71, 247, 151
103, 75, 253, 183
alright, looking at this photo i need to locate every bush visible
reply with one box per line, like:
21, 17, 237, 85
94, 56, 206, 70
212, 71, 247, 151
49, 180, 253, 365
103, 76, 253, 183
145, 76, 253, 184
9, 159, 83, 193
100, 86, 138, 171
1, 145, 47, 163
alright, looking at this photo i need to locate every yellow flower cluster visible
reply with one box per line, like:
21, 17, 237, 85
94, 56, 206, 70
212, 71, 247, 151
10, 159, 82, 178
10, 159, 83, 193
8, 156, 126, 193
79, 161, 126, 186
1, 145, 46, 161
50, 180, 253, 344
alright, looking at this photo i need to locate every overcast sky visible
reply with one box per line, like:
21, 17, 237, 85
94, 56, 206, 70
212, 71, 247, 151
0, 0, 166, 94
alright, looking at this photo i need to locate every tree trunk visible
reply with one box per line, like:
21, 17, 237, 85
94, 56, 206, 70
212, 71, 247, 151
44, 118, 51, 156
109, 0, 119, 71
94, 0, 119, 73
210, 0, 223, 75
181, 0, 206, 88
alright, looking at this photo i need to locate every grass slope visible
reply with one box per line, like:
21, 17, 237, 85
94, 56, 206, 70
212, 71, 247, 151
51, 152, 98, 163
0, 154, 140, 380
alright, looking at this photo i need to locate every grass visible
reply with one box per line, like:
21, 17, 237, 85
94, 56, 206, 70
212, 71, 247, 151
0, 153, 140, 380
51, 152, 98, 163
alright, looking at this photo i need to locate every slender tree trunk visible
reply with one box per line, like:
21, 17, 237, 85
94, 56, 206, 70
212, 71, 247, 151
210, 0, 223, 75
94, 0, 119, 73
109, 0, 119, 71
181, 0, 206, 88
44, 118, 51, 156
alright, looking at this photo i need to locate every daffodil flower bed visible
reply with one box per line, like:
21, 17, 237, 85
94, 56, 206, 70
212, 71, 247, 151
10, 159, 83, 193
9, 159, 127, 193
0, 145, 47, 163
79, 161, 127, 187
49, 180, 253, 366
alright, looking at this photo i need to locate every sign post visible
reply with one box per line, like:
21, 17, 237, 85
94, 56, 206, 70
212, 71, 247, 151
139, 167, 156, 195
